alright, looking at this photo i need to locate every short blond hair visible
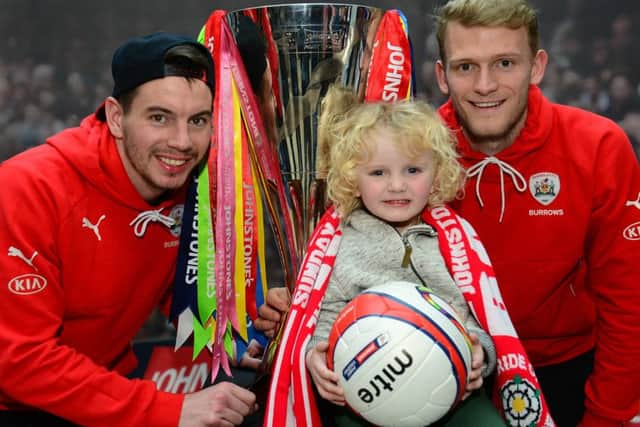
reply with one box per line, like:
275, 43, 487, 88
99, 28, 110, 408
435, 0, 539, 64
317, 86, 464, 219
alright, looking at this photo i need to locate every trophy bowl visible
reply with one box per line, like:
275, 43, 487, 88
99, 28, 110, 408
227, 4, 384, 272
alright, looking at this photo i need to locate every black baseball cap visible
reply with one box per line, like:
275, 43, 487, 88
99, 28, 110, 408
110, 32, 215, 98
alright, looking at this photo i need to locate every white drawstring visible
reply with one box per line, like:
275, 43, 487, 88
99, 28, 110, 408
466, 156, 527, 223
129, 208, 176, 237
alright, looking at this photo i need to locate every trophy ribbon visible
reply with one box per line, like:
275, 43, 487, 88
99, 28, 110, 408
364, 9, 414, 102
171, 7, 303, 380
257, 6, 416, 425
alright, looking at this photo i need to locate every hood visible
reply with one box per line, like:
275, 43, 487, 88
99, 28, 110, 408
46, 109, 185, 213
438, 84, 553, 166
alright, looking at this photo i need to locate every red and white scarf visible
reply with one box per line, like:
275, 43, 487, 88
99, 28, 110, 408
264, 205, 555, 427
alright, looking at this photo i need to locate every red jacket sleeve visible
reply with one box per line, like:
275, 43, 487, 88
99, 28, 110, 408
0, 161, 183, 426
581, 124, 640, 426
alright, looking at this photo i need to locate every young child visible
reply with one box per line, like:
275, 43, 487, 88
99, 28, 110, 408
304, 87, 504, 426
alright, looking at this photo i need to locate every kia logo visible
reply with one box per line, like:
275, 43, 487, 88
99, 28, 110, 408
8, 274, 47, 295
623, 222, 640, 241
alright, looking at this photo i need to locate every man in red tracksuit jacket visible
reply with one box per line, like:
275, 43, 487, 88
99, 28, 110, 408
256, 1, 640, 426
0, 33, 255, 426
433, 0, 640, 426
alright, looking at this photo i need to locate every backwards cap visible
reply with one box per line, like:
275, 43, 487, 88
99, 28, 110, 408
110, 31, 214, 98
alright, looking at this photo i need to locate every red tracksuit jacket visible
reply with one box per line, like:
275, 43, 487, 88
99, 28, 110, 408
441, 85, 640, 426
0, 113, 186, 426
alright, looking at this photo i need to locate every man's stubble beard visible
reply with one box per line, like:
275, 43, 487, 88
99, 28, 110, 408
456, 99, 528, 152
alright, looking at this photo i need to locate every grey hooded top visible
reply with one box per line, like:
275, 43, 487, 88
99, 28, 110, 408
309, 208, 497, 378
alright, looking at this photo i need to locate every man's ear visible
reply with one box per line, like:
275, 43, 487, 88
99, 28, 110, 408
435, 60, 450, 96
104, 97, 124, 139
530, 49, 548, 85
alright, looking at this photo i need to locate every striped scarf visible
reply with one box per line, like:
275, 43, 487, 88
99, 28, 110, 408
264, 205, 555, 427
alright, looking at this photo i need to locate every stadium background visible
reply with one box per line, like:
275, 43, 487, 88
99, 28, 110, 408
1, 0, 639, 342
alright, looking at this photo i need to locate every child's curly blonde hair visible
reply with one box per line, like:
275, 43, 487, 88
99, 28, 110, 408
317, 85, 465, 219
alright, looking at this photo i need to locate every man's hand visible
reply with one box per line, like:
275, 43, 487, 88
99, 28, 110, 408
254, 287, 290, 338
179, 382, 256, 427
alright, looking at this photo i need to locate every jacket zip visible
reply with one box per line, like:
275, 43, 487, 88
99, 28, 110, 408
398, 224, 437, 287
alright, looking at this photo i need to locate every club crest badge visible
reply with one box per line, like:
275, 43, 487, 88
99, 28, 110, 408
529, 172, 560, 206
168, 204, 184, 237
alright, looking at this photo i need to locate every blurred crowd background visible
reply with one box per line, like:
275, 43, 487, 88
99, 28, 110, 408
1, 0, 639, 162
1, 0, 639, 341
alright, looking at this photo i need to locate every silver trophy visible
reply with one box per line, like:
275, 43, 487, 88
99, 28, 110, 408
227, 4, 384, 288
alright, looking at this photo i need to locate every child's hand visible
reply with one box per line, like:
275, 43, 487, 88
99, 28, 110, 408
463, 332, 485, 400
306, 341, 346, 406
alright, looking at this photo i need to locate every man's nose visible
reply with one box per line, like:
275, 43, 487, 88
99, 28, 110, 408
167, 122, 191, 151
474, 66, 498, 95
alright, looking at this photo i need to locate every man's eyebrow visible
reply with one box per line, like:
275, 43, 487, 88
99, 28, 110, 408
191, 109, 213, 117
144, 106, 173, 115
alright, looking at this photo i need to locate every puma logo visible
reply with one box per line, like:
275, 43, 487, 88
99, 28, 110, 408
626, 192, 640, 210
82, 214, 106, 241
8, 246, 38, 271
